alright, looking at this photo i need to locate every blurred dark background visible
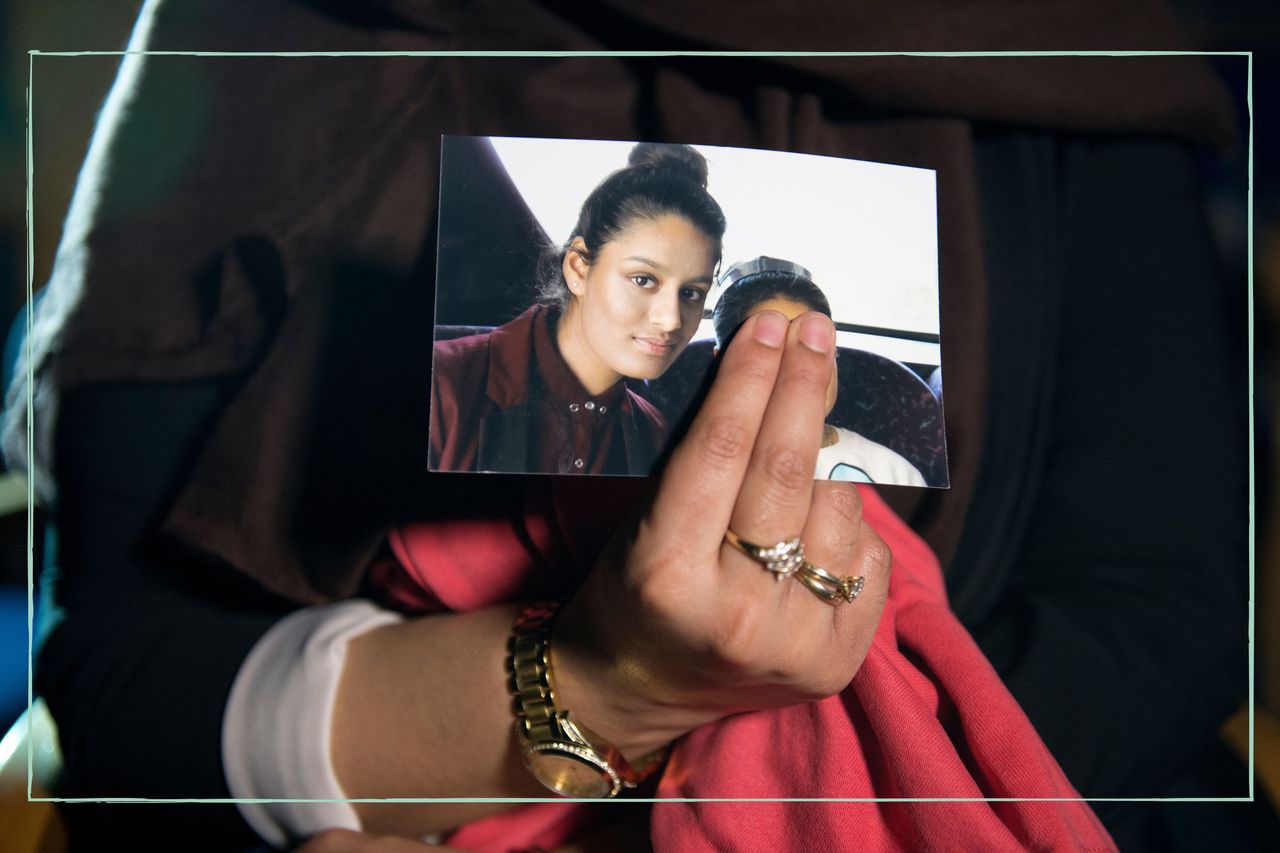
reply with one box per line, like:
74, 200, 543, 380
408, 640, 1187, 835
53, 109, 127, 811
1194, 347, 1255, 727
0, 0, 148, 744
0, 0, 1273, 839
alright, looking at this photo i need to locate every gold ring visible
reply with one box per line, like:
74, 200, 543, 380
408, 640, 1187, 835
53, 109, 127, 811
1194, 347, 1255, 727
794, 562, 865, 606
723, 529, 806, 581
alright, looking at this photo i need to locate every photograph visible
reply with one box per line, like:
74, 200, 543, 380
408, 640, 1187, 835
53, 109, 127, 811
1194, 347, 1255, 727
430, 136, 948, 487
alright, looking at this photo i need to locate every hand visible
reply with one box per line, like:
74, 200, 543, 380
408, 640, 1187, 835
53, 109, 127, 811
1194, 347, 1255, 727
554, 311, 890, 757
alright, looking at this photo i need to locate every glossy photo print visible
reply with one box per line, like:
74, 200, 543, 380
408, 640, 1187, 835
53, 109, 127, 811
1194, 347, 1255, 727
430, 136, 947, 486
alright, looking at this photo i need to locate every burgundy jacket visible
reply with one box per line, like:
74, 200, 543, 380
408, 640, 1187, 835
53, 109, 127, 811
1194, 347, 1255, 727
430, 304, 667, 475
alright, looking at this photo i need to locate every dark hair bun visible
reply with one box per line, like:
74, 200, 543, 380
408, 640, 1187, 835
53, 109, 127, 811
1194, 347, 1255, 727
628, 143, 709, 189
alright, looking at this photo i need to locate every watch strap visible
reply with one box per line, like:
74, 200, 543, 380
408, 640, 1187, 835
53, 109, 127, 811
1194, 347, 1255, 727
506, 602, 665, 795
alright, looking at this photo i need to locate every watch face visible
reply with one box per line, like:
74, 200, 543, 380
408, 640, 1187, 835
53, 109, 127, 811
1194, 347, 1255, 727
526, 745, 619, 798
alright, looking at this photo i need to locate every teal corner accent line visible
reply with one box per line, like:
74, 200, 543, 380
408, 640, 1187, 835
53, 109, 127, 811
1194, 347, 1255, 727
29, 794, 1261, 805
1246, 49, 1256, 804
25, 48, 35, 803
29, 49, 1252, 58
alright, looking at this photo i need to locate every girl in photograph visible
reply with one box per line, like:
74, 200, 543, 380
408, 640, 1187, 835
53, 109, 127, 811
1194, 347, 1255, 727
712, 257, 928, 486
429, 143, 726, 475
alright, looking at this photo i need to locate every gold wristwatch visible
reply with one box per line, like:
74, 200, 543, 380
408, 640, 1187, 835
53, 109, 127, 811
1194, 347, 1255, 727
506, 602, 665, 798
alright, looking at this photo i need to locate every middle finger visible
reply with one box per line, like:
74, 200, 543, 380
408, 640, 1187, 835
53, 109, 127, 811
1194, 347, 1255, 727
726, 312, 835, 562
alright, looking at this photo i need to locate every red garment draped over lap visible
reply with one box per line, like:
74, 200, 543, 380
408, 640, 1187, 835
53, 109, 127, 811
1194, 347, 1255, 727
383, 482, 1115, 852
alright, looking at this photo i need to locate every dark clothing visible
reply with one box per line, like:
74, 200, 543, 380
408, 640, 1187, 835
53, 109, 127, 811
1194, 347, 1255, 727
960, 134, 1247, 828
12, 1, 1248, 849
429, 304, 667, 475
9, 2, 1235, 600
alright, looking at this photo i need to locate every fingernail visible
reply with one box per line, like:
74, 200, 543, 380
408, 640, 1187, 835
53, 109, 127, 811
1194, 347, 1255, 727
753, 311, 787, 348
798, 313, 834, 353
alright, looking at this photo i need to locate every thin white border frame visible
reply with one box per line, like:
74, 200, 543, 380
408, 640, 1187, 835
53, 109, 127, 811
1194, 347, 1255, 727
22, 48, 1254, 808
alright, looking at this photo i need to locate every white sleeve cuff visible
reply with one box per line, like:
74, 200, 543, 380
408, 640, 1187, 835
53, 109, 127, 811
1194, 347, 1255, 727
223, 600, 404, 848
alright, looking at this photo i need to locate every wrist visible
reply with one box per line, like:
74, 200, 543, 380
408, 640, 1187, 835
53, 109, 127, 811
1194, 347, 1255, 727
548, 641, 685, 761
504, 601, 696, 794
508, 601, 676, 798
549, 597, 715, 759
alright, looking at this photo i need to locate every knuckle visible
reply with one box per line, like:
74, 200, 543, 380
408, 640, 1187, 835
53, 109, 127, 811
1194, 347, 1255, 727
696, 416, 753, 469
822, 482, 863, 526
872, 581, 890, 612
814, 485, 862, 559
738, 350, 780, 382
830, 524, 860, 562
625, 552, 681, 617
852, 531, 892, 611
816, 665, 856, 697
634, 576, 677, 619
717, 343, 781, 390
707, 601, 762, 667
785, 353, 833, 395
761, 444, 812, 494
789, 651, 849, 700
864, 533, 892, 575
819, 632, 865, 695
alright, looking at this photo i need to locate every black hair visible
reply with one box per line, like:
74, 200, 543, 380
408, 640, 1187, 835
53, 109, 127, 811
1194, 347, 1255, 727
537, 143, 727, 310
712, 270, 833, 349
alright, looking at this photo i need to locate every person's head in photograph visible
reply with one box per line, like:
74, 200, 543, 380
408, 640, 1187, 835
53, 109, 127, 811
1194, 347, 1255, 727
713, 257, 838, 414
543, 143, 726, 395
712, 256, 926, 486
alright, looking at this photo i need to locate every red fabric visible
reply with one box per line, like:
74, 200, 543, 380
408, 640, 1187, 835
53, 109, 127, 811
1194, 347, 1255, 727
384, 481, 1115, 852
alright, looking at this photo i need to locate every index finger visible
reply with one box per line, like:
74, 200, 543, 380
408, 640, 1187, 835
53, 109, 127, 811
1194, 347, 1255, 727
646, 310, 789, 553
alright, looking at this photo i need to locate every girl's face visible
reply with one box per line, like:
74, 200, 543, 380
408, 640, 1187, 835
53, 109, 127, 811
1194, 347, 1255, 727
559, 214, 717, 395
